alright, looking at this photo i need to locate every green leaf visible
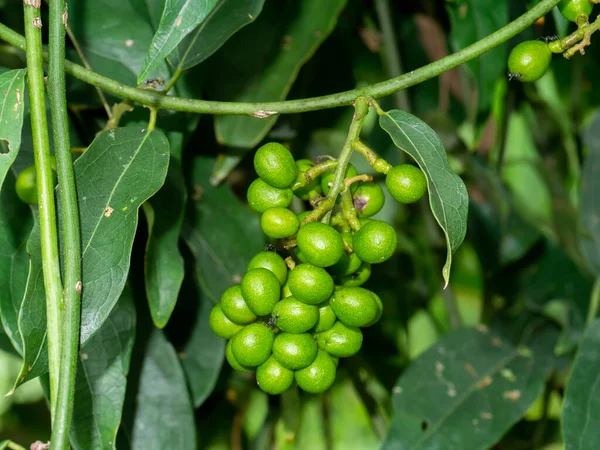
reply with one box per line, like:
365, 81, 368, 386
0, 69, 26, 189
183, 156, 264, 302
137, 0, 219, 83
446, 0, 507, 112
167, 0, 266, 71
562, 318, 600, 449
382, 327, 553, 450
213, 0, 347, 148
124, 330, 196, 449
379, 109, 469, 286
580, 112, 600, 276
0, 169, 33, 354
70, 286, 136, 450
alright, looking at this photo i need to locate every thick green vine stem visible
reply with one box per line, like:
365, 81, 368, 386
47, 0, 82, 447
0, 0, 561, 115
22, 0, 63, 418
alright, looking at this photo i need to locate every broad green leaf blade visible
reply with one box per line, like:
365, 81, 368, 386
446, 0, 507, 112
379, 110, 469, 285
562, 318, 600, 449
125, 330, 196, 449
182, 156, 264, 302
137, 0, 219, 83
214, 0, 347, 149
70, 287, 136, 450
0, 169, 33, 354
580, 112, 600, 276
0, 69, 26, 189
167, 0, 265, 71
382, 327, 553, 450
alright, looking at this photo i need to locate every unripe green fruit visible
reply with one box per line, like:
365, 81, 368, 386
312, 300, 337, 333
353, 182, 385, 218
247, 178, 293, 213
220, 285, 257, 325
256, 356, 295, 395
209, 303, 244, 339
288, 264, 334, 305
365, 293, 383, 327
273, 333, 318, 370
558, 0, 593, 22
261, 207, 300, 239
330, 287, 379, 327
507, 40, 552, 83
339, 262, 372, 287
321, 163, 358, 196
248, 251, 288, 285
15, 164, 58, 205
295, 350, 337, 394
272, 297, 319, 333
328, 232, 362, 276
226, 340, 253, 372
353, 221, 397, 264
385, 164, 427, 204
296, 222, 344, 267
294, 159, 322, 200
317, 321, 363, 358
254, 142, 298, 189
231, 322, 275, 367
241, 268, 281, 316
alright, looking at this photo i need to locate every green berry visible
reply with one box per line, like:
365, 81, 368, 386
330, 287, 378, 327
247, 178, 293, 213
220, 285, 257, 325
353, 182, 385, 218
507, 40, 552, 83
338, 262, 372, 287
296, 222, 344, 267
385, 164, 427, 204
353, 221, 397, 264
248, 251, 288, 285
261, 207, 300, 239
364, 293, 383, 327
226, 340, 253, 372
295, 350, 337, 394
254, 142, 298, 189
317, 321, 363, 358
273, 332, 318, 370
272, 297, 319, 333
294, 159, 322, 200
328, 232, 362, 276
231, 322, 275, 367
15, 164, 58, 205
321, 163, 358, 196
241, 268, 281, 316
312, 300, 337, 333
288, 264, 334, 305
209, 303, 244, 339
558, 0, 593, 22
256, 356, 295, 395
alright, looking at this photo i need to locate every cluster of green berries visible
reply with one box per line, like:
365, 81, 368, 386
209, 142, 427, 395
508, 0, 595, 83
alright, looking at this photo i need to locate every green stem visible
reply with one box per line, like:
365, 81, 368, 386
6, 441, 26, 450
292, 159, 337, 190
163, 67, 183, 95
353, 140, 392, 174
147, 107, 158, 131
340, 189, 361, 231
47, 0, 82, 447
23, 1, 63, 418
0, 0, 561, 115
549, 15, 600, 57
586, 277, 600, 327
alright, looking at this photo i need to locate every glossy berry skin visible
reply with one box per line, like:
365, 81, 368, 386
220, 285, 257, 325
209, 303, 244, 339
295, 350, 337, 394
261, 207, 300, 239
272, 297, 319, 333
272, 332, 318, 370
330, 287, 379, 327
558, 0, 593, 22
365, 292, 383, 327
339, 262, 372, 287
231, 322, 275, 367
241, 268, 281, 316
328, 232, 362, 277
317, 321, 363, 358
294, 159, 322, 200
288, 264, 335, 305
385, 164, 427, 204
254, 142, 298, 189
321, 163, 358, 196
247, 251, 289, 285
296, 222, 344, 267
247, 178, 293, 213
225, 340, 253, 372
353, 221, 397, 264
507, 40, 552, 83
256, 356, 295, 395
312, 300, 337, 333
353, 182, 385, 218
